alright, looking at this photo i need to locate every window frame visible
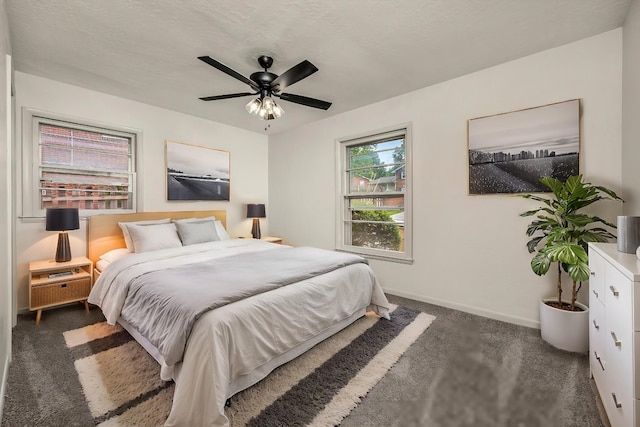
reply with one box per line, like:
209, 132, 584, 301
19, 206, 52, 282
21, 108, 142, 218
336, 124, 413, 263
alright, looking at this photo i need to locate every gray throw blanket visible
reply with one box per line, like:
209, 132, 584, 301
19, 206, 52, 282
119, 246, 367, 365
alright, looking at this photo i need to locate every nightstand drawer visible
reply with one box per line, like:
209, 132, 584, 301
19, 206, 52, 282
31, 278, 91, 308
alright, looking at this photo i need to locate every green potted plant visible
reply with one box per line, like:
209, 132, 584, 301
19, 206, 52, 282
520, 174, 622, 352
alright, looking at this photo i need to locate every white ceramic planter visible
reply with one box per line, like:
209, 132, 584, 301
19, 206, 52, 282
539, 299, 589, 353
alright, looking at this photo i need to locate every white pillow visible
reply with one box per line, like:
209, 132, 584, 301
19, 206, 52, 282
118, 218, 171, 251
99, 248, 131, 262
214, 220, 231, 240
175, 220, 219, 246
126, 222, 182, 253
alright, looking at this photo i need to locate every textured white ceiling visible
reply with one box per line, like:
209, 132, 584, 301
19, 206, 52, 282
6, 0, 632, 135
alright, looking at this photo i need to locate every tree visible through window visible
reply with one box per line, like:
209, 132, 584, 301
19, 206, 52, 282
338, 127, 411, 261
37, 119, 135, 212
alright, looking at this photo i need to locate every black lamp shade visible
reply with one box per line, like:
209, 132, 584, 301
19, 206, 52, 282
46, 208, 79, 262
46, 208, 80, 231
247, 204, 265, 239
246, 204, 266, 218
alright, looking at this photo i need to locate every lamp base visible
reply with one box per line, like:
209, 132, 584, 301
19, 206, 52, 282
251, 218, 262, 239
55, 232, 72, 262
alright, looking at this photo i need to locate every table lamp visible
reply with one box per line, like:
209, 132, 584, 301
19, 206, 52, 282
246, 203, 266, 239
46, 208, 80, 262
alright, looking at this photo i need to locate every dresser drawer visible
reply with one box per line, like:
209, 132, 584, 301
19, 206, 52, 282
590, 298, 607, 372
606, 267, 633, 341
603, 259, 634, 427
589, 251, 606, 305
593, 343, 634, 427
602, 360, 634, 427
591, 347, 607, 394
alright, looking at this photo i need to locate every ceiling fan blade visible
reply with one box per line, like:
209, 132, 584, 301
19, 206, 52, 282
198, 56, 259, 90
270, 60, 318, 91
199, 92, 255, 101
277, 93, 332, 110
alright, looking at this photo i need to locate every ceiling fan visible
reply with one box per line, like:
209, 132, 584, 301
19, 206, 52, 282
198, 55, 332, 120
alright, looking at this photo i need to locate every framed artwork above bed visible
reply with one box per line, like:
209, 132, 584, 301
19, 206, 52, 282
165, 140, 230, 201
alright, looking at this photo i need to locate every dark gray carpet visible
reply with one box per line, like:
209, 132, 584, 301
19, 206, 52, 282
2, 303, 104, 426
2, 295, 606, 427
342, 295, 606, 427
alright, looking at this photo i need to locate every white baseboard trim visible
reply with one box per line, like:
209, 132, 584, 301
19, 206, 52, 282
0, 352, 9, 421
20, 293, 540, 328
383, 287, 540, 330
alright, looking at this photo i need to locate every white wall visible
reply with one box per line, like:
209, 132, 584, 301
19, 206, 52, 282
269, 30, 624, 328
623, 0, 640, 215
0, 0, 12, 418
13, 72, 268, 312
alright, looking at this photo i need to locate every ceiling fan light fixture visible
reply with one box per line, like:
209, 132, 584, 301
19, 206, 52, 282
245, 97, 261, 115
272, 102, 284, 118
261, 96, 275, 113
249, 95, 283, 120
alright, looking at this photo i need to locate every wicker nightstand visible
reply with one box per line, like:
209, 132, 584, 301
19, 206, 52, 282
28, 256, 93, 325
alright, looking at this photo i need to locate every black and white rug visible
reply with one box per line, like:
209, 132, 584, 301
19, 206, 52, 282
64, 306, 434, 426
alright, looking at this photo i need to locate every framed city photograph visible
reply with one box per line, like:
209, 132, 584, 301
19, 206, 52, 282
165, 140, 230, 201
467, 99, 580, 195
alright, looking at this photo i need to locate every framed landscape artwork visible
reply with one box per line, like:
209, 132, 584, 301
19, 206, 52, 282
467, 99, 580, 195
165, 140, 230, 201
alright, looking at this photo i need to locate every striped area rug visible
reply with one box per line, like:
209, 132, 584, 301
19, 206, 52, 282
64, 306, 435, 426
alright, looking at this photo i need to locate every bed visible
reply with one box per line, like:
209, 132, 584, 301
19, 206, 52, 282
86, 210, 390, 427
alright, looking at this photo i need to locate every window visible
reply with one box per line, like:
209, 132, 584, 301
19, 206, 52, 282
23, 111, 139, 216
337, 125, 412, 263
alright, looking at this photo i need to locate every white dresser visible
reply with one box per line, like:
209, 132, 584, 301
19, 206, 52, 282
589, 243, 640, 427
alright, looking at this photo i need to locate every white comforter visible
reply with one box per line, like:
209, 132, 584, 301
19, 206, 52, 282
88, 239, 390, 427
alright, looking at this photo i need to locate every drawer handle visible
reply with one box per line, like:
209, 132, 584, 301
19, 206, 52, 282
612, 392, 622, 409
594, 351, 605, 371
592, 289, 599, 298
590, 271, 595, 276
609, 285, 619, 296
611, 331, 622, 347
592, 319, 600, 330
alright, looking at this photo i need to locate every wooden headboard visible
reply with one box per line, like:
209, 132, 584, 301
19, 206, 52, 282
87, 210, 227, 265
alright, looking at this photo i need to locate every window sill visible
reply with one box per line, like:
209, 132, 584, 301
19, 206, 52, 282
336, 248, 414, 265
